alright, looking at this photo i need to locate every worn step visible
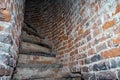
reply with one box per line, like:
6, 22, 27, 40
20, 41, 51, 54
13, 67, 59, 80
17, 63, 62, 69
13, 53, 62, 80
18, 54, 57, 64
17, 54, 62, 70
21, 31, 52, 49
23, 23, 44, 39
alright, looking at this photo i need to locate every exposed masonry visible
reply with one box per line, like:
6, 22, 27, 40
0, 0, 120, 80
0, 0, 24, 79
25, 0, 120, 79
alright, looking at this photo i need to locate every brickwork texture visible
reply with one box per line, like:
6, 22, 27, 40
25, 0, 120, 79
0, 0, 120, 80
0, 0, 24, 79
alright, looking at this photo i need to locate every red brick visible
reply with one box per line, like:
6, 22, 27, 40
103, 20, 115, 30
63, 35, 68, 40
83, 29, 90, 37
88, 48, 96, 56
0, 9, 11, 21
112, 4, 120, 16
112, 36, 120, 45
101, 48, 120, 59
79, 59, 84, 65
78, 28, 83, 35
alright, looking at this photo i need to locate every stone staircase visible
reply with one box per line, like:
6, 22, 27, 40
13, 53, 62, 80
12, 24, 82, 80
12, 24, 62, 80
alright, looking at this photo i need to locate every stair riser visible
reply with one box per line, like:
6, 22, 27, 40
18, 54, 57, 64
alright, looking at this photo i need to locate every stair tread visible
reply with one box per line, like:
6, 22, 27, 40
13, 68, 59, 80
20, 41, 51, 54
17, 63, 63, 69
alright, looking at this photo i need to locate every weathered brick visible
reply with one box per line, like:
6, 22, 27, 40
87, 34, 91, 41
80, 8, 85, 16
0, 0, 24, 79
101, 48, 120, 59
0, 33, 13, 45
113, 26, 120, 34
79, 59, 84, 65
0, 65, 5, 76
63, 35, 68, 40
96, 43, 107, 52
113, 4, 120, 15
92, 61, 110, 71
82, 73, 96, 80
88, 48, 96, 56
91, 54, 101, 62
0, 26, 4, 31
78, 28, 83, 35
0, 53, 10, 65
116, 57, 120, 67
96, 71, 117, 79
103, 20, 115, 30
78, 54, 86, 59
93, 28, 101, 37
0, 9, 11, 21
5, 67, 12, 76
83, 29, 90, 37
112, 36, 120, 45
81, 66, 89, 72
85, 58, 91, 64
15, 0, 120, 80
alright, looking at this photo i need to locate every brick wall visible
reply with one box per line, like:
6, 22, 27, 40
0, 0, 24, 79
25, 0, 120, 79
36, 0, 120, 79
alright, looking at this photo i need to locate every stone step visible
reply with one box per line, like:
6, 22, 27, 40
17, 63, 62, 69
13, 53, 62, 80
18, 54, 56, 64
23, 23, 44, 39
21, 31, 52, 49
20, 41, 51, 54
13, 67, 60, 80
